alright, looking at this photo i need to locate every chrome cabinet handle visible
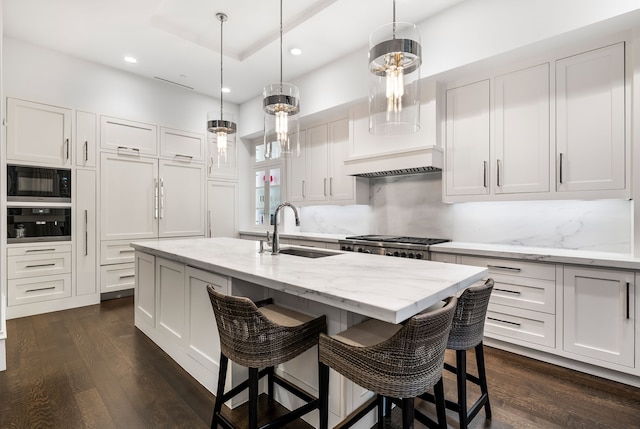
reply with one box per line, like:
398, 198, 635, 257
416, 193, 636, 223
302, 180, 306, 198
175, 154, 193, 161
65, 138, 70, 160
559, 153, 564, 184
26, 248, 56, 253
487, 264, 521, 272
483, 161, 488, 188
84, 141, 89, 162
119, 274, 135, 280
160, 178, 165, 219
119, 249, 134, 254
324, 178, 327, 196
495, 288, 521, 295
487, 316, 521, 327
26, 286, 56, 293
84, 209, 88, 256
330, 177, 333, 196
154, 179, 159, 219
208, 210, 212, 237
117, 146, 140, 156
626, 282, 630, 320
497, 159, 501, 187
25, 263, 56, 269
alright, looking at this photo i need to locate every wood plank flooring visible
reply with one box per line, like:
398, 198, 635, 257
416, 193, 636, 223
0, 297, 639, 429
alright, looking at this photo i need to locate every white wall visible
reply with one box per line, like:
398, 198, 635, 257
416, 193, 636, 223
3, 37, 236, 134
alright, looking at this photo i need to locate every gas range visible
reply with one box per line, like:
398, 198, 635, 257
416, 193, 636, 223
338, 235, 450, 260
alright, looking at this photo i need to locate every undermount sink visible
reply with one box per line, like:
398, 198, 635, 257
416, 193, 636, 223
278, 247, 339, 259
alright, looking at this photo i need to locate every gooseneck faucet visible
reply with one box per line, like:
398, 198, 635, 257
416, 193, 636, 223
269, 202, 300, 255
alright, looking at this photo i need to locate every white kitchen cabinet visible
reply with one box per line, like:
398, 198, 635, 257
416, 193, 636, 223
563, 266, 634, 368
286, 129, 307, 203
100, 263, 135, 293
75, 111, 97, 168
158, 160, 206, 238
135, 251, 155, 328
294, 118, 366, 205
556, 42, 626, 194
445, 80, 491, 197
6, 98, 72, 166
100, 152, 159, 241
207, 180, 238, 238
100, 115, 158, 155
208, 132, 238, 180
494, 63, 550, 194
156, 257, 186, 343
160, 127, 205, 162
75, 169, 97, 296
254, 164, 283, 228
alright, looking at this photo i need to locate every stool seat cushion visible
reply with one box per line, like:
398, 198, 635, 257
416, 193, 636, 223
332, 319, 402, 347
259, 304, 315, 327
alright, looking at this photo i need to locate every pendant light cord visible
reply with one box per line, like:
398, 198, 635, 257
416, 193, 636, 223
280, 0, 283, 92
220, 14, 224, 120
392, 0, 396, 38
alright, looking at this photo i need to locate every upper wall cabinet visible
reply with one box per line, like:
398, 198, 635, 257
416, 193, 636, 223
160, 127, 205, 162
445, 80, 491, 197
208, 132, 238, 181
100, 116, 158, 156
76, 111, 97, 168
556, 42, 626, 194
6, 98, 72, 167
443, 41, 629, 203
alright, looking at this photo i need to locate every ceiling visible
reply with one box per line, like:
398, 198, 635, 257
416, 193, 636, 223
3, 0, 465, 104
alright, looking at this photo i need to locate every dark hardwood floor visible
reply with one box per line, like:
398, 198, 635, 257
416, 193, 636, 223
1, 297, 639, 429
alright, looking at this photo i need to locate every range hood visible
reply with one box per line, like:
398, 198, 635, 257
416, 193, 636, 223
344, 146, 443, 177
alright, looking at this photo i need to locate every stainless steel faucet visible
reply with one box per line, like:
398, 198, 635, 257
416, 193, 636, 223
269, 202, 300, 255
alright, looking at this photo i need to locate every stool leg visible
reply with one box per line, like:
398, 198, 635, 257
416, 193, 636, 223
249, 367, 259, 429
456, 350, 468, 429
475, 342, 492, 419
267, 366, 275, 401
376, 395, 385, 429
401, 398, 414, 429
319, 362, 330, 429
212, 353, 228, 429
434, 377, 447, 429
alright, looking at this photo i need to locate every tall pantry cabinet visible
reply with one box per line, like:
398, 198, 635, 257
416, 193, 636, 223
99, 117, 206, 293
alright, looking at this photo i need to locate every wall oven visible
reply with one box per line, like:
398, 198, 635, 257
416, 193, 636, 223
7, 164, 71, 203
7, 207, 71, 243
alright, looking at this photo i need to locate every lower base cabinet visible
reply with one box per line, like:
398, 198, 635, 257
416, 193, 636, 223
563, 267, 635, 368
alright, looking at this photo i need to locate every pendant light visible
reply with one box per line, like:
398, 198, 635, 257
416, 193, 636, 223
207, 12, 236, 165
368, 0, 422, 135
263, 0, 300, 159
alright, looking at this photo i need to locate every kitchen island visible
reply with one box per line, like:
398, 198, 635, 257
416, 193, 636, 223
131, 237, 487, 428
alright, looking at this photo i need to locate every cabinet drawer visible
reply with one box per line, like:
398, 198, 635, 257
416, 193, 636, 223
490, 276, 555, 314
101, 240, 141, 265
7, 252, 71, 279
460, 256, 555, 281
8, 274, 72, 306
485, 303, 555, 348
100, 116, 157, 155
101, 263, 135, 293
160, 127, 205, 161
431, 252, 458, 264
7, 243, 72, 256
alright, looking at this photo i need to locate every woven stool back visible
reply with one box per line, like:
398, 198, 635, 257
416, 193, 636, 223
447, 278, 494, 351
207, 286, 325, 368
320, 296, 457, 398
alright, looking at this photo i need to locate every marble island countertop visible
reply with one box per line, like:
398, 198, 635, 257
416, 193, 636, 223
131, 237, 487, 323
431, 242, 640, 270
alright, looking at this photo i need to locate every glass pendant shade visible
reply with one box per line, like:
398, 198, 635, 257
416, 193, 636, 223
368, 21, 422, 135
208, 110, 236, 165
263, 82, 300, 159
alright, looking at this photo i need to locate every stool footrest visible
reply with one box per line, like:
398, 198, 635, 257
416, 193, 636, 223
334, 396, 378, 429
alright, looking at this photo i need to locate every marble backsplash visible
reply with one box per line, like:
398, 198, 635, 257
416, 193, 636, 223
298, 173, 632, 254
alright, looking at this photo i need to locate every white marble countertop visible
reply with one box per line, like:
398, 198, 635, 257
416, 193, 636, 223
431, 242, 640, 270
131, 237, 487, 324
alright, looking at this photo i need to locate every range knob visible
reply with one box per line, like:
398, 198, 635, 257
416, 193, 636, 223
386, 252, 393, 256
357, 247, 363, 252
400, 252, 407, 258
341, 245, 346, 250
393, 251, 400, 257
408, 253, 415, 259
415, 253, 424, 259
364, 249, 371, 254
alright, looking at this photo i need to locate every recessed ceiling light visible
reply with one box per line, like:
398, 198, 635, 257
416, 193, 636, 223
290, 48, 302, 56
221, 87, 231, 93
124, 56, 137, 64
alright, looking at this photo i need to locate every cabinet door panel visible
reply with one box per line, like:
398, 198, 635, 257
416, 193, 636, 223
6, 98, 72, 166
100, 116, 158, 155
76, 170, 97, 296
76, 111, 97, 168
445, 80, 490, 196
158, 161, 205, 238
494, 63, 550, 194
328, 118, 354, 201
207, 181, 237, 238
556, 43, 625, 192
286, 130, 307, 202
160, 127, 205, 161
100, 153, 158, 240
563, 267, 634, 367
156, 258, 186, 341
306, 124, 330, 201
135, 253, 155, 326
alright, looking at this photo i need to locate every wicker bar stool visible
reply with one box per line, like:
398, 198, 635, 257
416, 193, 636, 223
418, 278, 494, 429
206, 285, 328, 429
318, 296, 458, 429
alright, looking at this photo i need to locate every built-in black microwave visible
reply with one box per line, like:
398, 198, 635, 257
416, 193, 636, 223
7, 164, 71, 203
7, 207, 72, 243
